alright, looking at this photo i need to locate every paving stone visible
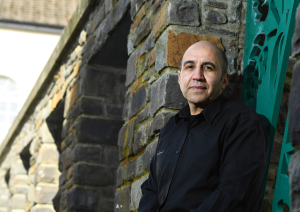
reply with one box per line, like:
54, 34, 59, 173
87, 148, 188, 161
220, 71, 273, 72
31, 204, 55, 212
155, 30, 223, 72
71, 144, 102, 163
35, 164, 58, 184
142, 139, 158, 171
75, 117, 123, 145
134, 12, 152, 46
114, 186, 131, 212
130, 85, 147, 118
34, 184, 58, 204
68, 96, 104, 119
118, 119, 136, 160
204, 10, 227, 24
67, 187, 98, 211
228, 0, 242, 22
203, 0, 227, 9
73, 162, 113, 186
150, 74, 186, 116
130, 175, 148, 211
79, 65, 117, 97
289, 61, 300, 146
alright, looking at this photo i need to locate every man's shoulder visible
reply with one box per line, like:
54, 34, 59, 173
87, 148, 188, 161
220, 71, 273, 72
222, 99, 259, 121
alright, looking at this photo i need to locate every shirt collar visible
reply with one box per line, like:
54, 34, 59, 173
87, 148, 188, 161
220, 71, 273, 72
175, 94, 227, 124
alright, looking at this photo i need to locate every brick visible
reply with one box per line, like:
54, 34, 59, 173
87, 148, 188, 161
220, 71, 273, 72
35, 164, 58, 184
289, 61, 300, 146
115, 186, 131, 212
67, 187, 97, 211
68, 96, 104, 119
75, 117, 123, 145
134, 12, 153, 46
118, 119, 136, 160
150, 74, 186, 116
155, 30, 223, 72
71, 144, 102, 163
79, 65, 116, 97
130, 85, 147, 117
142, 139, 158, 171
203, 0, 227, 9
228, 0, 242, 22
204, 10, 227, 24
73, 162, 113, 186
130, 175, 148, 210
34, 184, 58, 204
106, 104, 123, 119
205, 26, 237, 36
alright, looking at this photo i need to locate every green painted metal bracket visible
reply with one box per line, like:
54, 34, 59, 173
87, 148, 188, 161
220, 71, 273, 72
243, 0, 299, 205
272, 115, 294, 211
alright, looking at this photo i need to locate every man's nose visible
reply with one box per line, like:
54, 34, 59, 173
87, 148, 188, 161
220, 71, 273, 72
192, 67, 204, 81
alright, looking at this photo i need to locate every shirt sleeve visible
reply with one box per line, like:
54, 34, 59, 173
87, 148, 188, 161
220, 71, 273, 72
138, 145, 160, 212
191, 116, 269, 212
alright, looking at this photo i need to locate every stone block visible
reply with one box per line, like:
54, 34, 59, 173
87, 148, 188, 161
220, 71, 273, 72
10, 159, 27, 176
133, 123, 151, 154
0, 195, 8, 207
35, 164, 58, 184
134, 12, 153, 46
12, 175, 29, 185
289, 61, 300, 146
79, 65, 116, 97
75, 117, 123, 145
292, 5, 300, 57
37, 144, 59, 165
38, 123, 55, 143
137, 107, 150, 123
125, 52, 138, 86
61, 147, 72, 170
71, 144, 102, 163
228, 0, 242, 23
67, 187, 97, 211
52, 188, 61, 212
114, 186, 131, 212
91, 4, 105, 33
204, 10, 227, 24
112, 0, 128, 26
155, 30, 223, 72
130, 175, 148, 210
150, 74, 186, 116
34, 184, 58, 204
228, 56, 237, 75
10, 194, 26, 209
118, 119, 136, 160
102, 145, 119, 168
116, 165, 123, 187
122, 91, 132, 120
73, 162, 113, 186
106, 104, 123, 119
205, 26, 237, 36
128, 28, 137, 55
142, 139, 158, 171
123, 160, 137, 181
105, 0, 113, 14
68, 96, 104, 119
150, 111, 175, 135
31, 204, 55, 212
130, 0, 144, 18
11, 184, 29, 194
203, 0, 227, 9
78, 30, 86, 46
130, 85, 147, 118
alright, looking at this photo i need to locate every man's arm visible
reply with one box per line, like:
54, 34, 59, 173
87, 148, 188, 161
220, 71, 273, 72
191, 116, 269, 212
138, 152, 160, 212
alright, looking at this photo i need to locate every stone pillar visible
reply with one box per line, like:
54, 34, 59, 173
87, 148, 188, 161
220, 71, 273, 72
289, 4, 300, 212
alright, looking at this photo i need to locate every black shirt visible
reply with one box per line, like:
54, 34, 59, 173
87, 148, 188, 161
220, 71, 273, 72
139, 94, 269, 212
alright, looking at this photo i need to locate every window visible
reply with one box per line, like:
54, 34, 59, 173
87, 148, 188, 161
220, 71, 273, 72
0, 77, 19, 142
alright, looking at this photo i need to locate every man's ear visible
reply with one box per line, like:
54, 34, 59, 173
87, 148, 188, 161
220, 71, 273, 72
178, 70, 181, 84
221, 73, 229, 90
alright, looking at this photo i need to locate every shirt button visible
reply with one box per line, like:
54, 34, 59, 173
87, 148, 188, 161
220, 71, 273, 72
176, 150, 179, 154
169, 175, 172, 179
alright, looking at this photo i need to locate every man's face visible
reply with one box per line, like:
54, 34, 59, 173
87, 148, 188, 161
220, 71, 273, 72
178, 41, 228, 108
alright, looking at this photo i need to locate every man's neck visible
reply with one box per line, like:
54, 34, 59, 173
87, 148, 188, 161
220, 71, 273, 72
189, 103, 204, 115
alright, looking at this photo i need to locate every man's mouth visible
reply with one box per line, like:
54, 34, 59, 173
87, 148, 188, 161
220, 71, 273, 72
189, 86, 207, 90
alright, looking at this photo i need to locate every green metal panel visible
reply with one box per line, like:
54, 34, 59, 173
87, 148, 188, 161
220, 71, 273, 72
272, 116, 294, 211
243, 0, 299, 206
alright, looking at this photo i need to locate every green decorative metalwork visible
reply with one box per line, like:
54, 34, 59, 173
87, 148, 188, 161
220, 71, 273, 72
272, 116, 294, 211
243, 0, 299, 209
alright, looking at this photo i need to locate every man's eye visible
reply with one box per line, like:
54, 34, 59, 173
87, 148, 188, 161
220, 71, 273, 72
204, 66, 212, 70
186, 65, 193, 69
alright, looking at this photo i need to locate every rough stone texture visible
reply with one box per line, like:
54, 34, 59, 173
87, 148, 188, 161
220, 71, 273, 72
114, 186, 131, 212
228, 0, 242, 23
289, 61, 300, 146
73, 162, 113, 186
35, 165, 58, 184
34, 184, 58, 204
118, 119, 136, 160
71, 144, 102, 163
204, 10, 227, 24
31, 204, 55, 212
75, 117, 123, 145
270, 140, 281, 163
10, 194, 26, 209
134, 12, 152, 46
156, 30, 223, 72
289, 151, 300, 212
205, 26, 237, 36
67, 187, 98, 211
133, 124, 151, 154
203, 0, 227, 9
150, 74, 186, 116
150, 111, 175, 135
292, 5, 300, 57
130, 85, 147, 118
142, 139, 158, 171
68, 96, 104, 118
129, 175, 148, 211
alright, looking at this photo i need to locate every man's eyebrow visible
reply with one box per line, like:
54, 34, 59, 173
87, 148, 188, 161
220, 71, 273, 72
183, 60, 195, 67
202, 61, 216, 69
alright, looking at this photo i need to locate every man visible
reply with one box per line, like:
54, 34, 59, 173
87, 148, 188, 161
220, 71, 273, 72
138, 41, 269, 212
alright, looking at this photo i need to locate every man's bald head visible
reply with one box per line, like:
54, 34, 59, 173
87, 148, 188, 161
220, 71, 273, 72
180, 41, 228, 76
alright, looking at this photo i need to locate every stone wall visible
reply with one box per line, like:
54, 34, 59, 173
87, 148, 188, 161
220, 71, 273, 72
0, 0, 294, 211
